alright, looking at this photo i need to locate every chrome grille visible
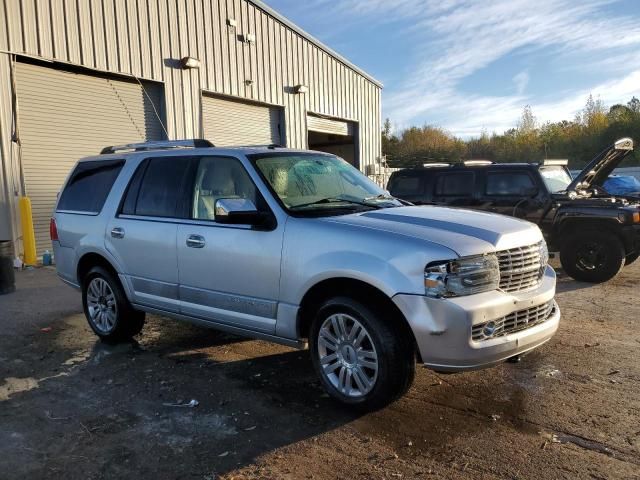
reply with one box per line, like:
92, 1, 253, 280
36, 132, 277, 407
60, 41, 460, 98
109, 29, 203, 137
472, 300, 556, 341
497, 242, 544, 293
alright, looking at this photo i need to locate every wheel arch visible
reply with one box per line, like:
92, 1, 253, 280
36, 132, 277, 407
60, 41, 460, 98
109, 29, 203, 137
556, 217, 627, 250
76, 252, 120, 288
296, 277, 420, 360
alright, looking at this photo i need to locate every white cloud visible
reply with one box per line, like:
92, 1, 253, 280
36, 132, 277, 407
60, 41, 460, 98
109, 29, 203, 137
293, 0, 640, 136
513, 71, 530, 95
442, 69, 640, 138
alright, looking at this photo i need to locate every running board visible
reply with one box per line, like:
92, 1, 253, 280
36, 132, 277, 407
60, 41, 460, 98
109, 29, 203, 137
133, 304, 308, 350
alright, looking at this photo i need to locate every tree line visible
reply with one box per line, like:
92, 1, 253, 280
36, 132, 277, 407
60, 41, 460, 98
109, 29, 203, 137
382, 96, 640, 168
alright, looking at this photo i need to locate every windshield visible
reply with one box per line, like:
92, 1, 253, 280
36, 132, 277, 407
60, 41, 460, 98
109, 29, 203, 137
251, 153, 402, 213
540, 166, 573, 193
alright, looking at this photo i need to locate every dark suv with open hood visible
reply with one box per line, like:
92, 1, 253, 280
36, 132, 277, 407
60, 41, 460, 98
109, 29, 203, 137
388, 138, 640, 283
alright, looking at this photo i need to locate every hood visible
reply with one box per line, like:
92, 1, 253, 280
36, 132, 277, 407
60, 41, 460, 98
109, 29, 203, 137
568, 137, 634, 192
323, 206, 543, 257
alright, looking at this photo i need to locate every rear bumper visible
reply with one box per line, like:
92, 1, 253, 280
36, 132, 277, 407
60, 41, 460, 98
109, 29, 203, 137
392, 266, 559, 372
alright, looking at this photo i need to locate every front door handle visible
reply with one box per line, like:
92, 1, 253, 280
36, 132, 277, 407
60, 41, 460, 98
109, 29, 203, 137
186, 234, 206, 248
111, 227, 125, 239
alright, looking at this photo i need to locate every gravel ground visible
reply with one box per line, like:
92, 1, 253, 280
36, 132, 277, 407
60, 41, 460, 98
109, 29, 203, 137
0, 261, 639, 479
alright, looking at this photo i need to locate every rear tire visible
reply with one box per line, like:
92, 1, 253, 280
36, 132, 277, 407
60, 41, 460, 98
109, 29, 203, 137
559, 230, 625, 283
82, 266, 145, 342
309, 296, 415, 411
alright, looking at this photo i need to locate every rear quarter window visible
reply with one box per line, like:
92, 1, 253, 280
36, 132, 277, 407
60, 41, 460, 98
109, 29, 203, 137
57, 160, 124, 213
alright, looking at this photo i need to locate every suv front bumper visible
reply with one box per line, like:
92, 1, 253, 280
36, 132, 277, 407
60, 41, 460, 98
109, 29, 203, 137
392, 266, 560, 372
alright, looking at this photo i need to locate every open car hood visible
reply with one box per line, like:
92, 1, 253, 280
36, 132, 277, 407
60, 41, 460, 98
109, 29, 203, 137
568, 137, 634, 192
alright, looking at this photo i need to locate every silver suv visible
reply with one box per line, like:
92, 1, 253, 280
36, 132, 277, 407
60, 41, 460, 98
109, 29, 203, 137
52, 140, 560, 409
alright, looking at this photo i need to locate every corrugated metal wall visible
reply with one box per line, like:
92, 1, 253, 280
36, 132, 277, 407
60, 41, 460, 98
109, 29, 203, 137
0, 0, 381, 246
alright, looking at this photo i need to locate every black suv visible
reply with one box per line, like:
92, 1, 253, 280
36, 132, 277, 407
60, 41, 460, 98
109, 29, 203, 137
388, 138, 640, 283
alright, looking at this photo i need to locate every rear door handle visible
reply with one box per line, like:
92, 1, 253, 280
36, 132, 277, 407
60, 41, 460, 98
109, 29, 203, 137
186, 234, 206, 248
111, 227, 125, 239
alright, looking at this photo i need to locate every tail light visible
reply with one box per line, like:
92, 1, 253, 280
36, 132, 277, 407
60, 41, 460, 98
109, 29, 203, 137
50, 218, 59, 241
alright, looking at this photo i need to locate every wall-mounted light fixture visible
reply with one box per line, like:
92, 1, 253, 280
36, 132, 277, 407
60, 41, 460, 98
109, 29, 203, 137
227, 18, 237, 28
241, 33, 256, 44
180, 57, 201, 69
294, 84, 308, 94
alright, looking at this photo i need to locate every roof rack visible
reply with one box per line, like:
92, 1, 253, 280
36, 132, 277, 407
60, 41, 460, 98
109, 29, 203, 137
422, 162, 450, 168
463, 160, 494, 166
100, 139, 215, 154
540, 159, 569, 166
230, 143, 285, 149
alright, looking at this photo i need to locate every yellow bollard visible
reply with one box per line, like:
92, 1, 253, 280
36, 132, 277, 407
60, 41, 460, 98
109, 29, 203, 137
19, 196, 37, 265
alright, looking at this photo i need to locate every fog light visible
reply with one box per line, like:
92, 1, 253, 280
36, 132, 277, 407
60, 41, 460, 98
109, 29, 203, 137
482, 321, 497, 338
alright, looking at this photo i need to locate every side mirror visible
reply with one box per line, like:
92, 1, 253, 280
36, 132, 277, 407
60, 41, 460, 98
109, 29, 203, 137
214, 198, 261, 225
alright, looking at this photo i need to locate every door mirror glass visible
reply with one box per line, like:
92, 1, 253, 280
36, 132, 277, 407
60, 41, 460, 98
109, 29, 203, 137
214, 198, 260, 224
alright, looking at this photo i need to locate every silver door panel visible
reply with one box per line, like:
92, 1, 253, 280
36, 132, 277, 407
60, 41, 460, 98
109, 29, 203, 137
105, 218, 179, 312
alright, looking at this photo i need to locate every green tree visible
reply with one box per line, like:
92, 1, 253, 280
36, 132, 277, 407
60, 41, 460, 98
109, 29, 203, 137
382, 95, 640, 170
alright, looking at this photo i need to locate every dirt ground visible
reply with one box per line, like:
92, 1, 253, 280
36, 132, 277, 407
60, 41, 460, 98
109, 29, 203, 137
0, 260, 639, 480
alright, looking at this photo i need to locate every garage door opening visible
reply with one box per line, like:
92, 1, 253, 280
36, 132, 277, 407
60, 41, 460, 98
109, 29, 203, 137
307, 115, 358, 168
15, 61, 166, 255
202, 95, 283, 146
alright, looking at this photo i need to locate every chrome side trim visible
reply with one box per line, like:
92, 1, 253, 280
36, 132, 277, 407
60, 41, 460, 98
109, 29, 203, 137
58, 274, 81, 290
133, 304, 307, 349
130, 276, 179, 299
180, 285, 277, 318
117, 214, 254, 230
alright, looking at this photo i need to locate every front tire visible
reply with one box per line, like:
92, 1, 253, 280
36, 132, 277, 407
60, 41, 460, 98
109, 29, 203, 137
82, 266, 145, 342
560, 230, 625, 283
309, 297, 415, 410
624, 252, 639, 266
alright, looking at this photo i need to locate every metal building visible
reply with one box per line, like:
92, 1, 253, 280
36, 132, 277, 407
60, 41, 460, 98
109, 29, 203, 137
0, 0, 382, 257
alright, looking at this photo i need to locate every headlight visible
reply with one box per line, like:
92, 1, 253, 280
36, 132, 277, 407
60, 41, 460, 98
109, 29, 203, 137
424, 254, 500, 298
538, 240, 549, 266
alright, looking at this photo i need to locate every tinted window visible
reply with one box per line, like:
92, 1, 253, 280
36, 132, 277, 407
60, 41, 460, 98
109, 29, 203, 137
58, 160, 124, 213
435, 172, 474, 196
127, 157, 190, 217
192, 157, 258, 221
389, 174, 423, 196
486, 172, 535, 196
120, 159, 148, 215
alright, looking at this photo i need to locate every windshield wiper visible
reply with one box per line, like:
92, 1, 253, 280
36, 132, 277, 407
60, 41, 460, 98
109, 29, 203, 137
290, 197, 381, 210
364, 194, 412, 206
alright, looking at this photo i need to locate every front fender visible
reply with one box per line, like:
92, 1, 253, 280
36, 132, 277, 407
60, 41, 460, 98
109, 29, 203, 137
279, 217, 458, 305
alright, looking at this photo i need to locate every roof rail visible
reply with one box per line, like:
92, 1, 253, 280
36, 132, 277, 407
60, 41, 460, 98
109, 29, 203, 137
100, 139, 215, 154
422, 162, 450, 168
230, 143, 285, 149
463, 160, 494, 166
540, 159, 569, 166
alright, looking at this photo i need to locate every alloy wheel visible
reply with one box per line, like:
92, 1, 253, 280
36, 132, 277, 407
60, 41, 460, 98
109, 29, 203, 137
86, 277, 118, 333
317, 313, 378, 397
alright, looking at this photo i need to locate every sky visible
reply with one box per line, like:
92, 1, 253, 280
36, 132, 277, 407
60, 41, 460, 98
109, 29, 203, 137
265, 0, 640, 138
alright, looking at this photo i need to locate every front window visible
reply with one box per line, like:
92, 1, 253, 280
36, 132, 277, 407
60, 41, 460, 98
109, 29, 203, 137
539, 166, 572, 193
486, 172, 536, 196
251, 153, 402, 214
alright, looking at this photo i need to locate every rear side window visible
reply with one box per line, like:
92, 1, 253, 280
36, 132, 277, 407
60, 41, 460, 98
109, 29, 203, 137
58, 160, 124, 213
486, 172, 535, 195
389, 174, 423, 196
122, 157, 191, 218
435, 172, 474, 196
